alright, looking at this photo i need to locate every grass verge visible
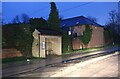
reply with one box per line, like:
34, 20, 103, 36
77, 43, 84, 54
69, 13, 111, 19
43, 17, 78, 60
62, 43, 118, 55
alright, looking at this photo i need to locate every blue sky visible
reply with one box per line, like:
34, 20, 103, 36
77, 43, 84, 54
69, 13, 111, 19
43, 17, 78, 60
2, 2, 118, 25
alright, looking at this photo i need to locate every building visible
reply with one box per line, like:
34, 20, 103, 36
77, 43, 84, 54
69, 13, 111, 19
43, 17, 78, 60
60, 16, 104, 50
32, 28, 62, 58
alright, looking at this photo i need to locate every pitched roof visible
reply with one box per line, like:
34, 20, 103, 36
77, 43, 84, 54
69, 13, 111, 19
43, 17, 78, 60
36, 28, 62, 36
60, 16, 102, 28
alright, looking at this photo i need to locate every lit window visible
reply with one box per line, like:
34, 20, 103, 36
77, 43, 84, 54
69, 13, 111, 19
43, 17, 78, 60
42, 42, 45, 49
68, 31, 71, 35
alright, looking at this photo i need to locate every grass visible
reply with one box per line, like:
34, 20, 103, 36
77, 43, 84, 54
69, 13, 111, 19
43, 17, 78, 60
62, 43, 118, 55
2, 56, 42, 64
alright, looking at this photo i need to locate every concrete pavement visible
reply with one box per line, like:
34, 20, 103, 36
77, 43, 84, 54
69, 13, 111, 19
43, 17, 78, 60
2, 46, 120, 77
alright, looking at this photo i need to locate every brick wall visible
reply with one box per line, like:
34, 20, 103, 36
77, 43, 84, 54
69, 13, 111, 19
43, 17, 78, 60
1, 48, 23, 58
88, 26, 104, 48
72, 38, 84, 50
72, 25, 104, 50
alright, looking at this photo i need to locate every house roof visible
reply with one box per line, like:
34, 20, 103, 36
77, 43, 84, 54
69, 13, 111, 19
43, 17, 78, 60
36, 28, 62, 36
60, 16, 102, 28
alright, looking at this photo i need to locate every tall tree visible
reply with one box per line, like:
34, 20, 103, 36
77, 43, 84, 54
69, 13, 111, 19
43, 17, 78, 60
105, 10, 120, 44
48, 2, 60, 30
106, 10, 120, 35
21, 13, 30, 24
12, 15, 20, 24
108, 10, 118, 24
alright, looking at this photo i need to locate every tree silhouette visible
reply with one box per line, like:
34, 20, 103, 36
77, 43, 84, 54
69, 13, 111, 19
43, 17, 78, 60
21, 13, 30, 24
48, 2, 60, 30
12, 15, 20, 24
29, 17, 48, 29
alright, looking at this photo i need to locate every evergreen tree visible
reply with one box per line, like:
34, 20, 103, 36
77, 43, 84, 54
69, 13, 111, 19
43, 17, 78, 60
80, 25, 92, 48
48, 2, 60, 30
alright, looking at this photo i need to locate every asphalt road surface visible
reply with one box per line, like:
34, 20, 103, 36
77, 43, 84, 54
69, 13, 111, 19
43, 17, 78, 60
63, 54, 118, 77
11, 53, 119, 77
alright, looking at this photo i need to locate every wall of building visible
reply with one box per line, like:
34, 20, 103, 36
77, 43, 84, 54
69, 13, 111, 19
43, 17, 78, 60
88, 25, 104, 48
72, 38, 84, 50
32, 30, 62, 58
71, 25, 104, 50
72, 25, 85, 36
45, 37, 62, 55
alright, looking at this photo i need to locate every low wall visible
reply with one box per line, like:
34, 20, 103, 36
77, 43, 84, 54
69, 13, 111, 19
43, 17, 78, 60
1, 48, 23, 58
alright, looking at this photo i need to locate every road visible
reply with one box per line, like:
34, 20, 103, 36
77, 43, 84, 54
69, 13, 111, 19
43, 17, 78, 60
63, 54, 118, 77
3, 46, 119, 77
11, 52, 119, 77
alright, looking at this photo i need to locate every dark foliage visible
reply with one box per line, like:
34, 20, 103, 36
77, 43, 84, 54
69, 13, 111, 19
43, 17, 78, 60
2, 24, 34, 57
29, 17, 48, 29
105, 10, 120, 44
21, 13, 30, 24
48, 2, 60, 30
80, 25, 92, 48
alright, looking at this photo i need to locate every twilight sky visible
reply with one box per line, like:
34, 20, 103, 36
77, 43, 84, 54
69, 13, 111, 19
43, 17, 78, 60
2, 2, 118, 25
